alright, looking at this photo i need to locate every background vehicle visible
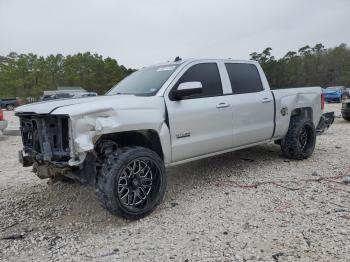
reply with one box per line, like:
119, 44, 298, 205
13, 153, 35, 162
0, 98, 22, 110
42, 91, 98, 101
0, 110, 8, 132
323, 86, 349, 102
16, 59, 324, 219
79, 92, 98, 97
342, 100, 350, 121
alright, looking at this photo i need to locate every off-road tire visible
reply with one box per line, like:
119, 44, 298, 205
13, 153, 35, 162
281, 116, 316, 160
96, 146, 166, 220
342, 114, 350, 121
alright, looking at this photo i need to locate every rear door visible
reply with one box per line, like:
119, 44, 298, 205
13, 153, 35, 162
224, 62, 274, 147
164, 62, 234, 162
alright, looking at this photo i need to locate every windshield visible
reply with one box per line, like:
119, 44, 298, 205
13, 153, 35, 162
326, 87, 340, 91
107, 64, 179, 96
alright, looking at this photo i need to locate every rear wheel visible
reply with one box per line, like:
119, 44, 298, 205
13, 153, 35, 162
96, 146, 167, 219
343, 114, 350, 121
6, 104, 14, 111
281, 116, 316, 160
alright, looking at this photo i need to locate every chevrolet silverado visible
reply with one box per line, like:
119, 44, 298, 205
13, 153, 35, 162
16, 59, 324, 219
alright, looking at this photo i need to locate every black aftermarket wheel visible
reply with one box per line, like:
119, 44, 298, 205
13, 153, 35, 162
6, 104, 15, 111
281, 116, 316, 160
96, 146, 167, 219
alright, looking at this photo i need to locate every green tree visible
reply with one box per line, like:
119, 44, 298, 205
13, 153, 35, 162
0, 52, 134, 98
250, 43, 350, 89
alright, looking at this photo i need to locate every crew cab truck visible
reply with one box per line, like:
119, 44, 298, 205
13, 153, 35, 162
15, 59, 323, 219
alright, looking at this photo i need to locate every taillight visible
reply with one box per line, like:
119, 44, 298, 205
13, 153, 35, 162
321, 93, 325, 111
0, 110, 3, 121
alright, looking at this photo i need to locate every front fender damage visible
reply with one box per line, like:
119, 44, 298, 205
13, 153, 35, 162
69, 114, 120, 166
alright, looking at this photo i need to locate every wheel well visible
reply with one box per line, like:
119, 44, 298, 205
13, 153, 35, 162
291, 107, 313, 121
96, 130, 164, 159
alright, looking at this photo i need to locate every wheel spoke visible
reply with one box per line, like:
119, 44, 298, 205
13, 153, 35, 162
131, 191, 137, 205
138, 160, 142, 173
298, 127, 308, 151
119, 187, 129, 200
127, 191, 134, 206
133, 189, 144, 205
140, 163, 150, 176
139, 186, 147, 197
125, 166, 133, 177
132, 161, 136, 172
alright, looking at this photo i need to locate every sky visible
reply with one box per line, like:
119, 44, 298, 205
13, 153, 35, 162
0, 0, 349, 69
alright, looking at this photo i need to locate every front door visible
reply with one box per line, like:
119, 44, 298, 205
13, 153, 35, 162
165, 62, 234, 162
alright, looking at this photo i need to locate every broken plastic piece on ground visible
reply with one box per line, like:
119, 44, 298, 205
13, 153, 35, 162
2, 233, 25, 240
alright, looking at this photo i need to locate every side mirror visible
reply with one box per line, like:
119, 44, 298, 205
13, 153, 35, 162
171, 81, 203, 100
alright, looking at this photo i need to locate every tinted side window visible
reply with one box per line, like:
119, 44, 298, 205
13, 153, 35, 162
175, 63, 222, 99
225, 63, 264, 94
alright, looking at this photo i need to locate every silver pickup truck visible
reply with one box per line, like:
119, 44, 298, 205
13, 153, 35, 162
16, 59, 324, 219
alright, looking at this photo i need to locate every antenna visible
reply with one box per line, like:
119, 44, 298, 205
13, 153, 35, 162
174, 56, 182, 62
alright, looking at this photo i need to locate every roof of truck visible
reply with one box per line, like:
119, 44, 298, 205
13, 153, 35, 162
147, 58, 257, 69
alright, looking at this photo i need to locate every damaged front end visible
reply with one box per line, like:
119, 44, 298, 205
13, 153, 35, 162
17, 113, 97, 184
19, 114, 71, 165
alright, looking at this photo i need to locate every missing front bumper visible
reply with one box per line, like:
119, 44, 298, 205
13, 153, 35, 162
18, 114, 71, 163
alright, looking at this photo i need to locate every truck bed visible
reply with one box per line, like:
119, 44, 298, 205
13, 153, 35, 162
272, 87, 322, 139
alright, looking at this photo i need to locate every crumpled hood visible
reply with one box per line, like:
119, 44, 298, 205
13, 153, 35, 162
16, 94, 167, 166
16, 96, 106, 114
15, 95, 165, 116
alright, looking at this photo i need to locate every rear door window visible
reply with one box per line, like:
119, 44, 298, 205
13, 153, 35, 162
225, 63, 264, 94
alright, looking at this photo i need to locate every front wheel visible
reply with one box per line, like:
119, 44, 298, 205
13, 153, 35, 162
96, 146, 167, 219
281, 116, 316, 160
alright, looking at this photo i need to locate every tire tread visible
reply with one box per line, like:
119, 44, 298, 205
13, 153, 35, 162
96, 146, 166, 219
281, 116, 316, 160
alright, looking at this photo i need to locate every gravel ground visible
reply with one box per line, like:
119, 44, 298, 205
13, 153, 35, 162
0, 104, 349, 262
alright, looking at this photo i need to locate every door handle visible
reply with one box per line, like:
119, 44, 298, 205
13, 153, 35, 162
216, 103, 230, 108
261, 97, 272, 103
